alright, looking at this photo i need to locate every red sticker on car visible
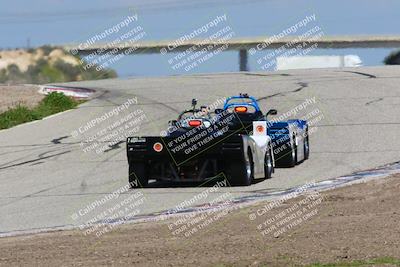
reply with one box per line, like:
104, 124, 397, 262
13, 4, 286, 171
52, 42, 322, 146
153, 142, 163, 152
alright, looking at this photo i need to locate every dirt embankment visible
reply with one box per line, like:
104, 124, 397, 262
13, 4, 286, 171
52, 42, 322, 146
0, 48, 79, 72
0, 175, 399, 266
0, 85, 43, 113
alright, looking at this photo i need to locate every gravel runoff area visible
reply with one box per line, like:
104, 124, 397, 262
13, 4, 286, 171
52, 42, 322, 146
0, 85, 43, 113
0, 174, 399, 267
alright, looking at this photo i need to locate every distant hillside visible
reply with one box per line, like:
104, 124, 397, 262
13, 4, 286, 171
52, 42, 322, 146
0, 46, 117, 84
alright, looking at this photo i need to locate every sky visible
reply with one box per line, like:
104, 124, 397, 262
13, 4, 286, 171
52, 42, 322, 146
1, 0, 399, 76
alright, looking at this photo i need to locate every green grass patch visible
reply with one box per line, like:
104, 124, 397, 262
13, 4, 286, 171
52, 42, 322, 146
306, 257, 400, 267
0, 92, 82, 129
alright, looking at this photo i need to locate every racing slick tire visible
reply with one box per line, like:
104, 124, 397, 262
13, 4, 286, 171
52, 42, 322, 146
304, 129, 310, 160
129, 161, 148, 188
264, 148, 273, 179
278, 135, 297, 167
226, 150, 254, 186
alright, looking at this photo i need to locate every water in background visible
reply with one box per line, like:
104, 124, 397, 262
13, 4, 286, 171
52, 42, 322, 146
0, 0, 399, 77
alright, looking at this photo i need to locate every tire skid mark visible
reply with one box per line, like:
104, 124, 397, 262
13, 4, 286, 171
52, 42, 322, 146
366, 97, 384, 105
256, 82, 308, 102
342, 70, 377, 79
243, 73, 291, 77
0, 150, 71, 170
51, 136, 69, 144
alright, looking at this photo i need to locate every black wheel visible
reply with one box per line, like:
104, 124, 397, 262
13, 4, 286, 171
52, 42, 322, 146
264, 148, 273, 179
226, 150, 253, 186
129, 161, 148, 188
304, 129, 310, 160
277, 135, 297, 167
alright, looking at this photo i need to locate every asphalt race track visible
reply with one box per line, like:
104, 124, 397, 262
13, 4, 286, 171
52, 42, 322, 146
1, 66, 400, 235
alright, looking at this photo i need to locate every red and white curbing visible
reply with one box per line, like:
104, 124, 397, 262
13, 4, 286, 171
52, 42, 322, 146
38, 85, 95, 99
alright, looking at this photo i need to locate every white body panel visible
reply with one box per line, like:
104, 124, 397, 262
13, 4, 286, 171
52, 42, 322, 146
240, 121, 273, 179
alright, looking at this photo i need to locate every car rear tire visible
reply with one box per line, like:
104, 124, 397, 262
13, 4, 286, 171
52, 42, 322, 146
226, 150, 254, 186
304, 129, 310, 160
129, 161, 148, 188
264, 148, 273, 179
278, 135, 297, 167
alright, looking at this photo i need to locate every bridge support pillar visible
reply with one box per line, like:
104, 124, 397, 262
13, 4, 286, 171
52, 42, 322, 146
239, 49, 248, 71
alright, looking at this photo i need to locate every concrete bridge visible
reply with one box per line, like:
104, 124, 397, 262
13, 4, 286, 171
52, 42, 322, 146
64, 35, 400, 71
